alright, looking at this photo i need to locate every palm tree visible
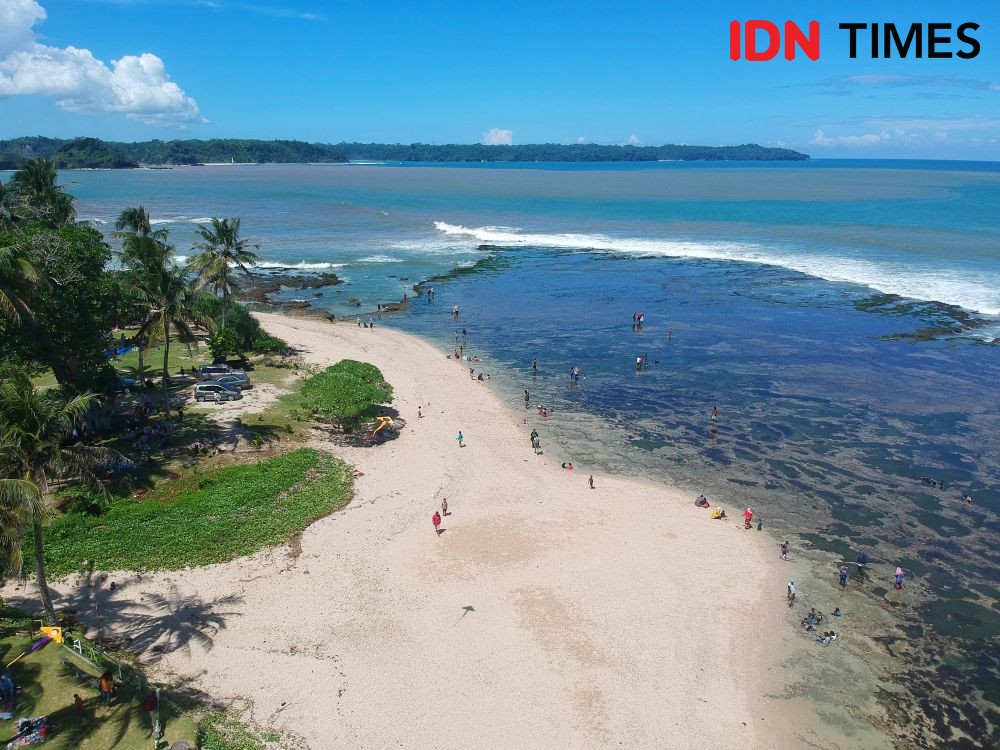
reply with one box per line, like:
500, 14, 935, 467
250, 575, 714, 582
0, 240, 43, 325
188, 217, 259, 328
0, 370, 113, 624
131, 258, 201, 434
112, 206, 172, 385
11, 159, 75, 227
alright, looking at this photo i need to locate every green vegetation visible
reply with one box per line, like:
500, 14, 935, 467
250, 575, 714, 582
42, 449, 353, 576
198, 708, 287, 750
188, 217, 260, 328
0, 371, 113, 623
0, 632, 198, 749
300, 360, 393, 430
0, 136, 809, 166
52, 137, 139, 169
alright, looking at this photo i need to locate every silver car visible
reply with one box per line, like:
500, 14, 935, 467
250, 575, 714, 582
212, 373, 252, 391
194, 382, 242, 402
198, 364, 233, 381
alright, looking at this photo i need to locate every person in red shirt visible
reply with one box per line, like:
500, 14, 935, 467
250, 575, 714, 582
744, 507, 753, 529
433, 511, 442, 535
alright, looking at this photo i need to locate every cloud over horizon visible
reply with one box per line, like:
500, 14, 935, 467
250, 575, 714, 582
0, 0, 203, 126
482, 128, 512, 145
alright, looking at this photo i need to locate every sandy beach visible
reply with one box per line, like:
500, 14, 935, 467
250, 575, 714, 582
7, 312, 788, 748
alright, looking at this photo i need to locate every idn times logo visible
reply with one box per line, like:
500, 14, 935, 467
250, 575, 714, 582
729, 19, 981, 61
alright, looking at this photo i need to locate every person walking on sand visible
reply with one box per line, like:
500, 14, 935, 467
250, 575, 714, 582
787, 581, 796, 606
743, 507, 753, 529
780, 541, 789, 561
839, 565, 849, 588
433, 511, 442, 535
588, 474, 594, 489
524, 389, 530, 408
357, 316, 362, 327
442, 498, 448, 516
418, 406, 423, 418
456, 431, 464, 447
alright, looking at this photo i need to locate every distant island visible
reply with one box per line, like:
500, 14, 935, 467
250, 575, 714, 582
0, 136, 808, 169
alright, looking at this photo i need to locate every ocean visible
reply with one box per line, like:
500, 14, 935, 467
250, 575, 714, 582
64, 160, 1000, 747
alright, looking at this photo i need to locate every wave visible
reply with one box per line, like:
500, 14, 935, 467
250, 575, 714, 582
148, 216, 213, 225
358, 254, 403, 263
433, 222, 1000, 317
256, 261, 345, 270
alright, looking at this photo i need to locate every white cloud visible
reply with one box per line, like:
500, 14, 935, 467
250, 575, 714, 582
627, 134, 641, 145
810, 129, 891, 147
482, 128, 512, 145
0, 0, 203, 126
577, 136, 586, 143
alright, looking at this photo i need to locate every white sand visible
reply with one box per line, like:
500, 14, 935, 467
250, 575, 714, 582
10, 312, 788, 748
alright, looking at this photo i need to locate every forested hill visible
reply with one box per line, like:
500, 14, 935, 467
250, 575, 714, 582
0, 137, 808, 168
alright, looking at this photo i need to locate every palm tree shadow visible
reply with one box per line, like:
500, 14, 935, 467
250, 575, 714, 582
58, 573, 243, 662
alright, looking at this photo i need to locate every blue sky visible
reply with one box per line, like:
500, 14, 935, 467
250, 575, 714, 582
1, 0, 998, 158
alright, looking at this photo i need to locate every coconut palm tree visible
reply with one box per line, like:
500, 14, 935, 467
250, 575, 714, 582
11, 159, 75, 227
113, 206, 174, 385
0, 241, 43, 325
112, 206, 170, 270
131, 257, 201, 434
0, 370, 113, 624
188, 217, 259, 328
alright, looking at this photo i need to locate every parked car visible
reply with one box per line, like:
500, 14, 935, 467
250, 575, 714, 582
193, 382, 242, 402
197, 364, 233, 381
211, 373, 252, 391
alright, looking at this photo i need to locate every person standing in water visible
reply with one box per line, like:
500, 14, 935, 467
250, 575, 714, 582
532, 358, 538, 374
668, 324, 673, 340
636, 356, 642, 373
524, 390, 530, 409
839, 565, 849, 588
894, 567, 905, 590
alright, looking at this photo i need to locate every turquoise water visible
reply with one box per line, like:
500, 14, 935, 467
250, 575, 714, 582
59, 161, 1000, 747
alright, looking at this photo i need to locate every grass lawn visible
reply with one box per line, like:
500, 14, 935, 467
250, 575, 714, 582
43, 448, 353, 576
0, 633, 197, 749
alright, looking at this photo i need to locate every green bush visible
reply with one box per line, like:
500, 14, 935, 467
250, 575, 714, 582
300, 359, 393, 431
251, 332, 291, 355
208, 327, 240, 359
59, 488, 110, 516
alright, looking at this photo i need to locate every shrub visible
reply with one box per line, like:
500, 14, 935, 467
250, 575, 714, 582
208, 327, 241, 359
251, 333, 291, 355
300, 359, 393, 431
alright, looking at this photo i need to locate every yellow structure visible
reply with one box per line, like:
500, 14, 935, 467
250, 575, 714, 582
39, 626, 63, 644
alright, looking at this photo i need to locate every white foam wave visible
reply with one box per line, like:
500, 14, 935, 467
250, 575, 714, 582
433, 222, 1000, 316
358, 255, 403, 263
148, 216, 214, 225
256, 261, 344, 270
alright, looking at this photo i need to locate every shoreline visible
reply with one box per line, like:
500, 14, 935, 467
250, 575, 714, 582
8, 311, 793, 747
